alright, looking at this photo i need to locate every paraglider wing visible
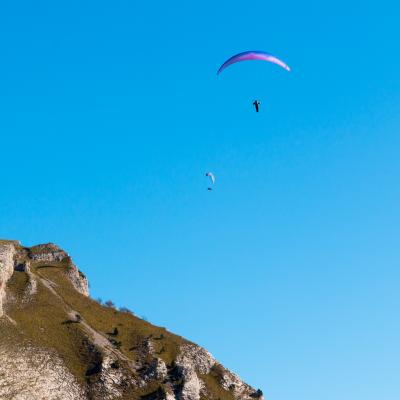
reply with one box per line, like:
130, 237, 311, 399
205, 172, 215, 184
217, 51, 290, 74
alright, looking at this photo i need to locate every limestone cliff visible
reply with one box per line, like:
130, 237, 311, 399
0, 241, 17, 317
0, 240, 263, 400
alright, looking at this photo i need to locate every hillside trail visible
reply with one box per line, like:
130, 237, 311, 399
36, 271, 138, 371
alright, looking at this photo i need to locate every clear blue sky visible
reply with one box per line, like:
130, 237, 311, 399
1, 1, 399, 399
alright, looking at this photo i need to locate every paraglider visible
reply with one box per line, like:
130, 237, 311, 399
217, 50, 290, 113
217, 50, 290, 75
205, 172, 215, 191
253, 100, 260, 112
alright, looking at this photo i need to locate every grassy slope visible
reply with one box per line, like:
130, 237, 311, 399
6, 269, 93, 384
4, 261, 234, 400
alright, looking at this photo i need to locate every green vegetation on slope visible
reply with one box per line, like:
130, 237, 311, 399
35, 264, 185, 365
6, 269, 95, 385
3, 256, 242, 400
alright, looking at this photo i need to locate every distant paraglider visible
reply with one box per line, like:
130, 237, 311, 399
205, 172, 215, 191
217, 50, 290, 75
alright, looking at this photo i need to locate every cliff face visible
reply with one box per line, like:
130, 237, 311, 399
0, 240, 263, 400
0, 241, 17, 317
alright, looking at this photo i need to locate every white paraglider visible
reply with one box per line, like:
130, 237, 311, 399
205, 172, 215, 191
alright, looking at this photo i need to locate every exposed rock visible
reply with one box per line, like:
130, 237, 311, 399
221, 369, 254, 398
176, 344, 215, 375
23, 269, 38, 303
175, 344, 261, 400
146, 358, 168, 381
28, 243, 69, 263
14, 261, 29, 272
0, 339, 86, 400
179, 367, 201, 400
88, 354, 136, 400
0, 242, 16, 317
24, 243, 89, 296
65, 261, 89, 296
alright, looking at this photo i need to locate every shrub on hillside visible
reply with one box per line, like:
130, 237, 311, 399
105, 300, 116, 308
120, 306, 135, 315
250, 389, 263, 398
107, 327, 119, 336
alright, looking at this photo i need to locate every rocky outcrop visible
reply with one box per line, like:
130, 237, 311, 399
0, 241, 17, 317
179, 368, 202, 400
65, 262, 89, 296
0, 336, 86, 400
146, 358, 168, 381
28, 243, 69, 263
220, 369, 260, 399
175, 344, 263, 400
174, 344, 213, 400
176, 344, 215, 375
87, 354, 136, 400
19, 242, 89, 296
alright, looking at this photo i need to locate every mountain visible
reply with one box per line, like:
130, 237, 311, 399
0, 240, 263, 400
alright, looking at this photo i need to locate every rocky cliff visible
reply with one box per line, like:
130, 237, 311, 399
0, 240, 263, 400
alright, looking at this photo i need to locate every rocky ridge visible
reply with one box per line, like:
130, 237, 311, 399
0, 240, 263, 400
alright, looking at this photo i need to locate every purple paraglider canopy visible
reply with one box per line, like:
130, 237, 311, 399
217, 50, 290, 74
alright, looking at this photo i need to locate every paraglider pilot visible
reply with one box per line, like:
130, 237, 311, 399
253, 100, 260, 112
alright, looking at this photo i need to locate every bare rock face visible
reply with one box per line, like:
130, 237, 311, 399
220, 369, 259, 399
175, 344, 263, 400
28, 243, 69, 263
176, 344, 215, 375
179, 368, 201, 400
147, 358, 168, 381
27, 243, 89, 296
174, 344, 214, 400
88, 354, 135, 400
0, 241, 17, 317
0, 338, 86, 400
65, 262, 89, 296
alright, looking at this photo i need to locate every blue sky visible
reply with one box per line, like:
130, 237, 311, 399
1, 1, 399, 399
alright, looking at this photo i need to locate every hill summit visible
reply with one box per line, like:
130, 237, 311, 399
0, 240, 263, 400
